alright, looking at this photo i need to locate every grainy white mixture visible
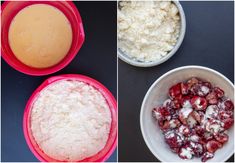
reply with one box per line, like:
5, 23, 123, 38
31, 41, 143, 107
118, 1, 180, 62
30, 80, 111, 161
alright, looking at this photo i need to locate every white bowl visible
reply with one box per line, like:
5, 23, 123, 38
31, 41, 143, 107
118, 1, 186, 67
140, 65, 234, 162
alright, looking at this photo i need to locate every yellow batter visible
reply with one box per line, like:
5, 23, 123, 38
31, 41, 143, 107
8, 4, 73, 68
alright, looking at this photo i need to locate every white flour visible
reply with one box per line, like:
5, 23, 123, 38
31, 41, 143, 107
118, 1, 180, 62
30, 80, 111, 161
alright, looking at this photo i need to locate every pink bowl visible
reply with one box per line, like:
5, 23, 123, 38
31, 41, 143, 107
1, 1, 85, 76
23, 74, 117, 162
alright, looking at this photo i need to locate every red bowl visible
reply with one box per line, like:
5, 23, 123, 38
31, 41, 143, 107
1, 1, 85, 76
23, 74, 117, 162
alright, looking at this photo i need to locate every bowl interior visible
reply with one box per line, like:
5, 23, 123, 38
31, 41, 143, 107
141, 66, 234, 162
1, 1, 85, 76
23, 74, 117, 162
117, 1, 186, 67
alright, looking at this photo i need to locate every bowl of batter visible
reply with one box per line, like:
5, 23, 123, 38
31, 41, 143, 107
1, 1, 85, 75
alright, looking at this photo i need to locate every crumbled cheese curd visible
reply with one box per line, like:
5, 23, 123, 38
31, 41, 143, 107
118, 0, 180, 62
30, 80, 111, 161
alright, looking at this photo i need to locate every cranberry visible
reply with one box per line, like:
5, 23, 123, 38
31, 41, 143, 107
191, 96, 208, 110
222, 118, 234, 130
214, 132, 228, 144
165, 130, 184, 148
201, 152, 214, 162
206, 140, 222, 153
206, 92, 218, 105
181, 83, 189, 95
213, 87, 224, 98
169, 83, 181, 99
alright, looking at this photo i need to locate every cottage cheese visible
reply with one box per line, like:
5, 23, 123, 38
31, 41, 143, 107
30, 80, 111, 161
118, 1, 180, 62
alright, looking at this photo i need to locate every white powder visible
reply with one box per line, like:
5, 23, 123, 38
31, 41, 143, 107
180, 147, 192, 159
190, 135, 199, 142
118, 0, 180, 62
182, 100, 192, 108
187, 115, 197, 128
30, 80, 111, 161
180, 107, 192, 118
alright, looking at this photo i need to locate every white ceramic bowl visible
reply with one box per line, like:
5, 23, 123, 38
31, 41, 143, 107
118, 1, 186, 67
140, 65, 234, 162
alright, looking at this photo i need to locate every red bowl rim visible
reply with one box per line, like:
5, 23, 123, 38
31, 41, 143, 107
23, 74, 117, 162
1, 1, 85, 76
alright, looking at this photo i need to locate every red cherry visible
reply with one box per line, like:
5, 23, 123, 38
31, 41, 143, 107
194, 126, 204, 136
223, 99, 234, 111
190, 142, 204, 157
162, 119, 181, 130
187, 77, 199, 88
164, 131, 184, 148
178, 125, 190, 136
201, 152, 214, 162
213, 87, 224, 98
206, 140, 222, 153
191, 84, 210, 97
181, 82, 189, 95
178, 146, 193, 160
171, 147, 180, 154
219, 110, 233, 120
152, 107, 171, 120
190, 111, 201, 123
206, 92, 218, 105
203, 82, 212, 89
191, 96, 208, 110
222, 118, 234, 130
214, 132, 228, 144
169, 83, 181, 99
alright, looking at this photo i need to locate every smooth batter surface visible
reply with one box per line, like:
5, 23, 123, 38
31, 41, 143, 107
8, 4, 72, 68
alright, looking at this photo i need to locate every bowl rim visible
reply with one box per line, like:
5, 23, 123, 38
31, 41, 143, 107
1, 1, 85, 76
118, 0, 186, 67
23, 74, 117, 162
140, 65, 234, 162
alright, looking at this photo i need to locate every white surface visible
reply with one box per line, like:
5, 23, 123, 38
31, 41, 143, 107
31, 80, 111, 161
140, 66, 234, 162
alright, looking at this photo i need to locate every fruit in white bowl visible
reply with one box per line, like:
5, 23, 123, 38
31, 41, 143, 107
152, 77, 233, 162
140, 66, 234, 162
